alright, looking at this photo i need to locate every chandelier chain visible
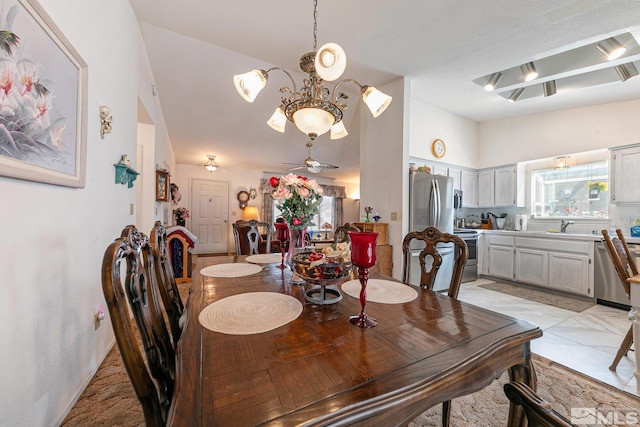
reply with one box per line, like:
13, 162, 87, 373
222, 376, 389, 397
313, 0, 318, 51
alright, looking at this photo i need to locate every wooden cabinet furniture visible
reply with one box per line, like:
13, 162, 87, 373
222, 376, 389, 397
610, 144, 640, 203
353, 222, 392, 276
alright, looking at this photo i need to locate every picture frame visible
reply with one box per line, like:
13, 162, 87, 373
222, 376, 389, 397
156, 170, 169, 201
0, 0, 88, 188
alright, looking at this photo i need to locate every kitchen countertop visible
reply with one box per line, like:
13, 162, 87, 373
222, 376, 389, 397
479, 229, 640, 244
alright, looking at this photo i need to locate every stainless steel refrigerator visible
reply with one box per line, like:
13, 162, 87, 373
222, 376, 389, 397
408, 172, 455, 291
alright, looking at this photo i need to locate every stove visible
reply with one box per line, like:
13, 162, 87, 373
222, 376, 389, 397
454, 229, 478, 282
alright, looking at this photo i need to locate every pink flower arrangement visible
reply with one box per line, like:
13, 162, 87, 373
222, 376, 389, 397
174, 207, 190, 220
269, 173, 323, 228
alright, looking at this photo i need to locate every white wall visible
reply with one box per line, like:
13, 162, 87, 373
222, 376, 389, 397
477, 99, 640, 169
360, 77, 406, 279
0, 1, 174, 425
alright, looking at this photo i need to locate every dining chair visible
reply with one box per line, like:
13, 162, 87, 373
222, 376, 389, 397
233, 219, 272, 255
150, 220, 186, 345
504, 382, 574, 427
601, 229, 635, 371
401, 226, 468, 427
101, 226, 175, 427
333, 222, 361, 243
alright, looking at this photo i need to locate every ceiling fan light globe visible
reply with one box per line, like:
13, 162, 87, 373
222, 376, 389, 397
233, 70, 267, 102
267, 106, 287, 132
330, 121, 348, 139
315, 43, 347, 82
292, 107, 335, 138
362, 86, 392, 117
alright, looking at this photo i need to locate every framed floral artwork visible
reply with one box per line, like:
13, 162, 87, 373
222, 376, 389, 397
0, 0, 88, 188
156, 170, 169, 201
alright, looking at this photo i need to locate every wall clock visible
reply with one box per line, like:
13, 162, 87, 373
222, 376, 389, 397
237, 190, 250, 209
432, 139, 446, 158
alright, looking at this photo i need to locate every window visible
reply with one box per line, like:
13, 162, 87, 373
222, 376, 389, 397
273, 196, 334, 232
531, 160, 608, 218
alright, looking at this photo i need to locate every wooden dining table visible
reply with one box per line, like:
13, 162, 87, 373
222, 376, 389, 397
168, 256, 542, 426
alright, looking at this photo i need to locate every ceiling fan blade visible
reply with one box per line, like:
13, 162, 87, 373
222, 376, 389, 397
288, 166, 305, 171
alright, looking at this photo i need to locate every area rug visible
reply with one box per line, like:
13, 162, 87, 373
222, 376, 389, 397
479, 281, 595, 312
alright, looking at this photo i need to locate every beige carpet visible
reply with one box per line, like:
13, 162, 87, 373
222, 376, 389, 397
479, 281, 595, 312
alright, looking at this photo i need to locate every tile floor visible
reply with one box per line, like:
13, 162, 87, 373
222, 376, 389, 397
458, 278, 638, 397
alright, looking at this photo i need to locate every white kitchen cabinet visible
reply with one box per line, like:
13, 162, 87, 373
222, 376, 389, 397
610, 144, 640, 203
460, 169, 478, 207
477, 170, 494, 207
448, 167, 462, 191
488, 245, 514, 279
548, 252, 590, 295
476, 165, 524, 207
515, 248, 547, 287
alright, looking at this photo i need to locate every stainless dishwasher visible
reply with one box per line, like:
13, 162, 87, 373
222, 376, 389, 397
594, 240, 635, 309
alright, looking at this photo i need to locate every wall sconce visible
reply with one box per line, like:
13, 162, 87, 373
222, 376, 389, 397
554, 156, 570, 169
99, 106, 112, 139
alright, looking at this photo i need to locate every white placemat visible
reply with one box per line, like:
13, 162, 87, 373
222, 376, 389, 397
342, 279, 418, 304
200, 263, 263, 278
245, 254, 283, 264
198, 292, 303, 335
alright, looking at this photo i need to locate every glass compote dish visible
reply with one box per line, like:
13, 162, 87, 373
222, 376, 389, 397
274, 222, 289, 269
348, 231, 379, 328
292, 243, 352, 305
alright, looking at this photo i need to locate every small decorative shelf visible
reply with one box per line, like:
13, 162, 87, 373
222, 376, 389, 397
114, 163, 140, 188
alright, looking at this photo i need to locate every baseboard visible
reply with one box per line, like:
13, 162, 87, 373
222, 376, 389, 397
54, 339, 116, 426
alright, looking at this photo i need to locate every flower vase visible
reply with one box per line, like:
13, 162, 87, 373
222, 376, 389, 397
365, 213, 370, 223
176, 217, 185, 227
286, 225, 308, 283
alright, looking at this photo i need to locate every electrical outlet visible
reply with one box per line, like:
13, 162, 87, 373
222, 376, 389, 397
391, 212, 398, 221
94, 306, 105, 330
129, 203, 134, 215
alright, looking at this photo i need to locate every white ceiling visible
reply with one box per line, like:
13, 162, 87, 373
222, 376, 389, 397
129, 0, 640, 183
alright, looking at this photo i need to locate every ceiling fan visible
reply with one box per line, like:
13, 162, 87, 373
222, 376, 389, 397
283, 142, 338, 173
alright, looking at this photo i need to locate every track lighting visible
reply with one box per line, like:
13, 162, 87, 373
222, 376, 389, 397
596, 38, 626, 61
484, 72, 502, 91
615, 63, 639, 82
507, 88, 525, 103
520, 62, 538, 82
543, 80, 556, 97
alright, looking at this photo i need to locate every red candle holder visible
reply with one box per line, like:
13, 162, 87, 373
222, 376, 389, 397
274, 222, 289, 269
347, 231, 379, 328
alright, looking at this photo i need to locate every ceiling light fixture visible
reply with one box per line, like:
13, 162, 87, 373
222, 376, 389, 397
204, 155, 218, 172
596, 37, 626, 61
484, 72, 502, 91
615, 63, 639, 82
543, 80, 557, 97
507, 88, 525, 103
553, 156, 569, 169
520, 62, 538, 82
232, 0, 391, 140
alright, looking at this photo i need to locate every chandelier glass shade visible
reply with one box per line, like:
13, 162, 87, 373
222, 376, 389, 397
232, 0, 391, 140
204, 155, 218, 172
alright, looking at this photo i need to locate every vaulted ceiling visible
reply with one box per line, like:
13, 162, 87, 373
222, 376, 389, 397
129, 0, 640, 182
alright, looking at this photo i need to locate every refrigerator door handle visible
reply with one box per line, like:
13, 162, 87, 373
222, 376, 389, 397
434, 178, 441, 227
428, 179, 437, 227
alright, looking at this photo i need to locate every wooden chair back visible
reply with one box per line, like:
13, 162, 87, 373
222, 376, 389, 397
601, 229, 636, 298
504, 382, 574, 427
401, 227, 468, 298
333, 223, 361, 243
233, 219, 272, 255
150, 220, 186, 345
101, 225, 175, 427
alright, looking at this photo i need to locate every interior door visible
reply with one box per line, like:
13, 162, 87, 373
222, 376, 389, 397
191, 179, 228, 254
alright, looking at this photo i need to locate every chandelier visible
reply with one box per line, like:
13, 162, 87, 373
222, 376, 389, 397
232, 0, 392, 140
204, 155, 218, 172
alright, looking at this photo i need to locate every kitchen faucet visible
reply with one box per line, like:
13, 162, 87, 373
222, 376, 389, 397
560, 220, 575, 233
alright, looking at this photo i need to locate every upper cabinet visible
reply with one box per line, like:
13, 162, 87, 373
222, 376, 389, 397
610, 144, 640, 203
477, 165, 525, 207
460, 169, 478, 208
